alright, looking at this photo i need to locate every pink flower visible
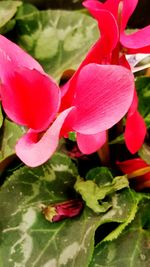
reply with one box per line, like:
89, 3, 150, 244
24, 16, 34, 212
16, 63, 134, 166
117, 158, 150, 190
83, 0, 149, 153
0, 36, 134, 167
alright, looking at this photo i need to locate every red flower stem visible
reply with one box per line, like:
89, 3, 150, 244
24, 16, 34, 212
97, 130, 110, 166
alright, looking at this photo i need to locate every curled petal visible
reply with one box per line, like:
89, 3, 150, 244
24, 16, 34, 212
0, 67, 60, 131
125, 110, 147, 154
121, 26, 150, 54
121, 0, 138, 31
0, 34, 43, 72
16, 107, 74, 167
83, 1, 119, 52
60, 3, 119, 112
77, 131, 106, 154
72, 63, 134, 134
61, 1, 120, 112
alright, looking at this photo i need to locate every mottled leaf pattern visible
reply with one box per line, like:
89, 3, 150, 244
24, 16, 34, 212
0, 119, 25, 163
0, 153, 140, 267
15, 8, 99, 81
89, 198, 150, 267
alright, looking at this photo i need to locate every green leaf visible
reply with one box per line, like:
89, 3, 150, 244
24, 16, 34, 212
15, 8, 99, 81
0, 119, 25, 163
136, 76, 150, 128
138, 143, 150, 164
86, 167, 113, 185
75, 177, 112, 213
0, 1, 22, 33
89, 197, 150, 267
102, 190, 139, 243
0, 153, 140, 267
74, 168, 129, 213
16, 2, 38, 16
0, 153, 97, 267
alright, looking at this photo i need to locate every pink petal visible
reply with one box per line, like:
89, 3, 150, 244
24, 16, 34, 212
77, 131, 106, 154
60, 39, 110, 111
0, 67, 60, 131
72, 63, 134, 135
125, 110, 147, 154
16, 107, 75, 167
121, 26, 150, 54
83, 1, 119, 52
127, 89, 138, 117
0, 34, 43, 72
61, 1, 119, 112
117, 158, 148, 174
121, 0, 138, 31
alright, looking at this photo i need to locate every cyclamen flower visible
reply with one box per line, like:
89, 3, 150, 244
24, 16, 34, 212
0, 35, 134, 167
83, 0, 149, 153
16, 63, 134, 166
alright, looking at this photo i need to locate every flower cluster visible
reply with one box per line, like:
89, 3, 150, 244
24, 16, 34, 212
0, 0, 149, 167
83, 0, 150, 153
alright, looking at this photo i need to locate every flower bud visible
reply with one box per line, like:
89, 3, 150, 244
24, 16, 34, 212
41, 199, 83, 222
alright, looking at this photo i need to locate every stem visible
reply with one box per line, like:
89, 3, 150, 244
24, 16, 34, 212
97, 131, 110, 166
